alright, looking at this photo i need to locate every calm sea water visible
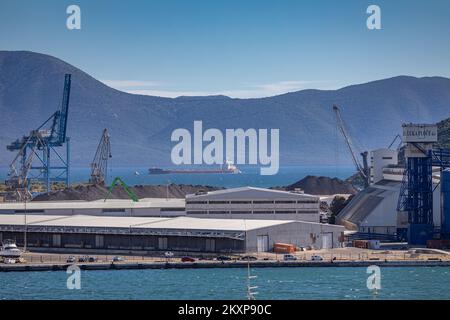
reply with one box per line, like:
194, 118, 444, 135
0, 165, 354, 188
1, 267, 450, 300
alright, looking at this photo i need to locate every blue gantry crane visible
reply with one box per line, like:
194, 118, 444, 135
6, 74, 72, 197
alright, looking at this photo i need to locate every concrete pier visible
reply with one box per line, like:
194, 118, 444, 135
2, 259, 450, 272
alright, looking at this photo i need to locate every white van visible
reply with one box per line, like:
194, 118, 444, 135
283, 254, 297, 261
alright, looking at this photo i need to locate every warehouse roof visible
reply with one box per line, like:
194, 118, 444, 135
186, 186, 319, 200
337, 180, 401, 226
0, 214, 295, 231
0, 198, 185, 211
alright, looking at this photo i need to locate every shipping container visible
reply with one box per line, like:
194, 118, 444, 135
353, 240, 369, 249
273, 243, 296, 253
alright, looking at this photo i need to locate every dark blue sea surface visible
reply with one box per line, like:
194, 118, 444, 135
1, 267, 449, 300
0, 165, 354, 188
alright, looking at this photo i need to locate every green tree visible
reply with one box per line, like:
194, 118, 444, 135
328, 195, 354, 224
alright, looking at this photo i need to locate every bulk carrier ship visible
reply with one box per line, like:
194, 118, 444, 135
149, 161, 241, 175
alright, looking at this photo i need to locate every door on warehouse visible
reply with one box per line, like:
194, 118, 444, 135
52, 234, 61, 247
158, 237, 168, 250
321, 233, 333, 249
205, 239, 215, 252
256, 235, 269, 252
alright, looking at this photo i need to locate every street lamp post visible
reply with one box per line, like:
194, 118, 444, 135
21, 190, 29, 252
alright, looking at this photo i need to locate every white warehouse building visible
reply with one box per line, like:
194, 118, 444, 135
0, 215, 344, 252
185, 187, 320, 222
0, 198, 186, 217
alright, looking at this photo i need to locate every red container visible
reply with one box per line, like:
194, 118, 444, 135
273, 243, 296, 253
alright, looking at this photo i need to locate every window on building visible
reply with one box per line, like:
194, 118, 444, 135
186, 201, 207, 204
253, 211, 274, 214
274, 200, 296, 204
275, 210, 296, 214
253, 200, 274, 204
209, 210, 230, 214
231, 211, 252, 214
230, 201, 252, 204
297, 200, 317, 204
14, 209, 45, 213
187, 210, 207, 214
102, 208, 126, 213
160, 207, 185, 212
208, 201, 230, 204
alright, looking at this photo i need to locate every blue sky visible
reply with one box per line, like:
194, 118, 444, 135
1, 0, 449, 97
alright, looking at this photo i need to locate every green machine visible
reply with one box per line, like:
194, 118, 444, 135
104, 177, 139, 202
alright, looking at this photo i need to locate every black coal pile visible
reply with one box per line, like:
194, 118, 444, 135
32, 184, 221, 201
284, 175, 356, 195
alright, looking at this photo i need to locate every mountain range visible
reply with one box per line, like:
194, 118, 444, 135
1, 51, 450, 168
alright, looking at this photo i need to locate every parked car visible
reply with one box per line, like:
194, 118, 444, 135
88, 256, 98, 262
311, 255, 323, 261
112, 256, 124, 262
164, 251, 174, 258
78, 256, 88, 263
239, 255, 258, 261
66, 256, 76, 263
216, 255, 232, 261
181, 256, 196, 262
283, 254, 297, 261
3, 258, 17, 264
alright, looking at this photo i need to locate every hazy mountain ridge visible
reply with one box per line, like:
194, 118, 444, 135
1, 50, 450, 168
437, 118, 450, 149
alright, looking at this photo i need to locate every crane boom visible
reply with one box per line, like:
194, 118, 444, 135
6, 133, 42, 190
51, 74, 71, 145
388, 134, 403, 150
333, 105, 370, 188
90, 129, 112, 185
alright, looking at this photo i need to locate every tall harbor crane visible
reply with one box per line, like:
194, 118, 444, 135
6, 74, 72, 196
90, 128, 112, 185
333, 105, 370, 188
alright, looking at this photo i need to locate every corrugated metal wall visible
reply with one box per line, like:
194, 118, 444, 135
0, 231, 245, 253
442, 170, 450, 234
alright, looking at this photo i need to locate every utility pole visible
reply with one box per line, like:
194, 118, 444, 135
21, 190, 29, 252
166, 179, 171, 201
24, 200, 27, 252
